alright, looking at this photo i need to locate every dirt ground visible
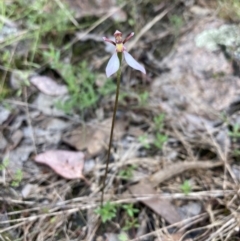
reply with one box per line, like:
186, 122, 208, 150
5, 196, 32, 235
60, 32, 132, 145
0, 0, 240, 240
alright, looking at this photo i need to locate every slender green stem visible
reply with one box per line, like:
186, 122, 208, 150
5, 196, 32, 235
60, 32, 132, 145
101, 54, 122, 206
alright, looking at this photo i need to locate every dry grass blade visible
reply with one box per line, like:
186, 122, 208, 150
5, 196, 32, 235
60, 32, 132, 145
149, 160, 223, 186
127, 6, 174, 52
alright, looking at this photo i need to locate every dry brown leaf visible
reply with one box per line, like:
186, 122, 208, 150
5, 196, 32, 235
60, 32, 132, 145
9, 130, 23, 150
127, 159, 223, 225
34, 150, 85, 179
63, 118, 127, 156
100, 118, 127, 140
63, 126, 95, 151
89, 118, 127, 156
127, 126, 145, 137
30, 75, 68, 96
63, 126, 104, 156
128, 181, 181, 224
88, 130, 106, 156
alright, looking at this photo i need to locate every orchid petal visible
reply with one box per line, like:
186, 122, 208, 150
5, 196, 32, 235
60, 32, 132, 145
123, 32, 134, 44
106, 52, 120, 77
103, 37, 116, 46
123, 51, 146, 74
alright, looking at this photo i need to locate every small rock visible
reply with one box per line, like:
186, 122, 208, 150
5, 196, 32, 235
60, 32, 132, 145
21, 184, 38, 198
179, 202, 202, 220
33, 93, 67, 117
0, 105, 11, 124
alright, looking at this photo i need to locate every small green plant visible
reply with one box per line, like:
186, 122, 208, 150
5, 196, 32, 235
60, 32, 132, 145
123, 218, 139, 231
169, 14, 183, 35
118, 233, 128, 241
54, 61, 98, 113
0, 157, 9, 171
11, 169, 23, 187
95, 201, 117, 223
228, 123, 240, 141
138, 134, 150, 149
50, 217, 56, 223
180, 180, 192, 195
122, 203, 139, 218
154, 132, 168, 149
154, 114, 165, 130
52, 60, 116, 114
0, 158, 23, 187
233, 149, 240, 156
118, 165, 137, 180
14, 71, 31, 97
138, 91, 149, 106
42, 45, 61, 70
122, 203, 139, 231
153, 114, 168, 149
0, 0, 75, 101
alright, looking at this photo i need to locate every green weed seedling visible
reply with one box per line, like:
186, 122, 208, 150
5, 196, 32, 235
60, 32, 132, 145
0, 0, 74, 102
153, 114, 168, 150
122, 203, 139, 218
154, 113, 165, 131
55, 61, 115, 114
118, 165, 137, 180
228, 123, 240, 141
138, 91, 149, 106
122, 203, 139, 231
55, 61, 98, 114
0, 158, 23, 187
180, 180, 191, 195
95, 201, 117, 223
43, 45, 61, 70
138, 134, 150, 149
14, 71, 31, 97
154, 132, 168, 150
75, 61, 98, 110
118, 233, 128, 241
123, 218, 139, 231
0, 157, 9, 171
170, 14, 183, 34
11, 169, 23, 187
50, 217, 56, 224
233, 149, 240, 157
